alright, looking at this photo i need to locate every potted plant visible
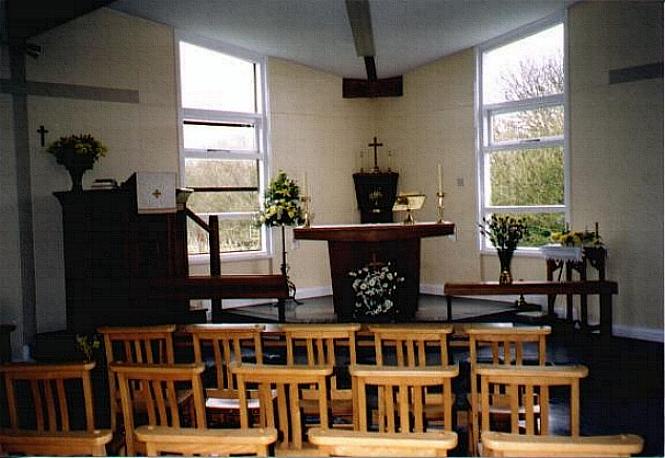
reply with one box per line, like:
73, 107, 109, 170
479, 215, 528, 284
257, 170, 303, 300
349, 262, 404, 321
47, 134, 107, 191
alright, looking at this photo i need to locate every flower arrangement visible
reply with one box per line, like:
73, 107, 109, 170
478, 215, 529, 250
257, 170, 303, 227
550, 229, 602, 247
349, 263, 404, 317
47, 134, 107, 168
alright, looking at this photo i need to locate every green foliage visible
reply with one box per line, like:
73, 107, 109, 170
47, 134, 107, 169
492, 213, 566, 247
257, 171, 303, 227
490, 147, 564, 206
76, 334, 101, 362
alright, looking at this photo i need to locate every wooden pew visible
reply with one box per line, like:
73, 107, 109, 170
444, 280, 618, 336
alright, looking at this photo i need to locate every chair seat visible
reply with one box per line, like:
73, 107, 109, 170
207, 397, 261, 410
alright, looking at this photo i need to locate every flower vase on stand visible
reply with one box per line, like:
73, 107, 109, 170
497, 249, 514, 285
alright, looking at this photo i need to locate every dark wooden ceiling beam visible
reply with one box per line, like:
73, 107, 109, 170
344, 0, 402, 98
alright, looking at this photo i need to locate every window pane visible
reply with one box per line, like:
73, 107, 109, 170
187, 219, 262, 254
488, 212, 566, 247
183, 122, 256, 151
488, 146, 563, 206
185, 159, 258, 188
491, 105, 563, 144
188, 191, 259, 213
483, 24, 563, 104
180, 41, 256, 112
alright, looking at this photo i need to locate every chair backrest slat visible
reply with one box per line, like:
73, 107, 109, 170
369, 324, 453, 367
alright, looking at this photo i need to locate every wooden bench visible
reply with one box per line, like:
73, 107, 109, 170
444, 280, 618, 336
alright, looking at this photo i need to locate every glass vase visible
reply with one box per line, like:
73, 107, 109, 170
497, 249, 514, 284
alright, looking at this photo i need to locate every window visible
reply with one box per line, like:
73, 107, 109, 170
477, 20, 567, 250
177, 37, 268, 257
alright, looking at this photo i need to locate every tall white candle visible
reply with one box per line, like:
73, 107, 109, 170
437, 163, 443, 194
302, 172, 308, 197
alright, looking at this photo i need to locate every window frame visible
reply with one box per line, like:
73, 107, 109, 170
175, 31, 272, 263
475, 12, 569, 254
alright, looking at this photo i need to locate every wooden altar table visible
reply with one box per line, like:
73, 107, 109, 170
444, 280, 618, 337
294, 222, 455, 320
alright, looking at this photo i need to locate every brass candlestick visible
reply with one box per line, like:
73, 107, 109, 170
436, 192, 446, 223
300, 195, 312, 227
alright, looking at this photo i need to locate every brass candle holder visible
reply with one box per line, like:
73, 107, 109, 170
436, 192, 446, 223
300, 195, 312, 227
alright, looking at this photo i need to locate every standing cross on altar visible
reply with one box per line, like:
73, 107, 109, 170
368, 136, 383, 172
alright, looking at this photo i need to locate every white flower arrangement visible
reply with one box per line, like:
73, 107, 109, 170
349, 263, 404, 317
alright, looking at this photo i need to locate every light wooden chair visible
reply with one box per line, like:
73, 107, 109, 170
466, 325, 551, 456
110, 362, 206, 456
481, 431, 643, 457
232, 363, 332, 451
308, 364, 460, 457
350, 364, 459, 433
97, 324, 177, 433
309, 429, 458, 457
369, 324, 454, 429
186, 323, 267, 425
476, 364, 589, 455
0, 362, 112, 456
369, 324, 454, 367
134, 426, 278, 456
282, 323, 360, 427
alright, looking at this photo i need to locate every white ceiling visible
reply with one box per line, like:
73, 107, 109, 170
110, 0, 568, 79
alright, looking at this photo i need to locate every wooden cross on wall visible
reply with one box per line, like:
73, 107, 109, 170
368, 136, 383, 172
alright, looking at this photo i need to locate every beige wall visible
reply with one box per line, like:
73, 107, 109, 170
23, 8, 178, 332
375, 49, 483, 291
265, 58, 375, 291
568, 1, 663, 332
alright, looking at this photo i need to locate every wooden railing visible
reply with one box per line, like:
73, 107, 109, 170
184, 209, 288, 322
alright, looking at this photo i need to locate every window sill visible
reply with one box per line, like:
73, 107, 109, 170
188, 251, 273, 266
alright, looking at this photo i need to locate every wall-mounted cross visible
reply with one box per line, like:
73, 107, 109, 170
37, 125, 49, 146
368, 136, 383, 172
152, 189, 162, 199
